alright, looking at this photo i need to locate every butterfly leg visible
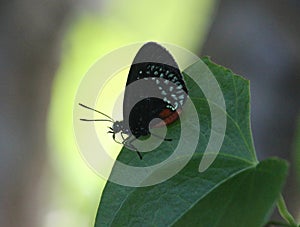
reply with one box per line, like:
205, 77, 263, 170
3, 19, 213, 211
150, 132, 172, 141
121, 136, 143, 160
120, 131, 127, 141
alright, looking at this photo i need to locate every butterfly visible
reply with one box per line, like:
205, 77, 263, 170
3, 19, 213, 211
79, 42, 188, 159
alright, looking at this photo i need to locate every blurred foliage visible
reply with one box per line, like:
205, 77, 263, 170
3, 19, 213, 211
294, 116, 300, 186
47, 0, 216, 226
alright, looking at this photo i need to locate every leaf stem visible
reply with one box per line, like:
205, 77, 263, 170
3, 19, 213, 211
277, 194, 298, 227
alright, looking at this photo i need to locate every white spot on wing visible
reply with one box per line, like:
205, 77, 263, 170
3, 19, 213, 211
174, 102, 178, 109
171, 94, 178, 100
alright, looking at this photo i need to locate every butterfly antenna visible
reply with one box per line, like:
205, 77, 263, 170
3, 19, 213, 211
80, 119, 113, 123
79, 103, 114, 121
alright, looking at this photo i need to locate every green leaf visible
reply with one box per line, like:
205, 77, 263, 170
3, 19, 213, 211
173, 158, 288, 227
94, 58, 288, 227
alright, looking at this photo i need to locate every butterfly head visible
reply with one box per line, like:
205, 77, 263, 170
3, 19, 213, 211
109, 121, 130, 139
112, 121, 123, 133
79, 103, 132, 144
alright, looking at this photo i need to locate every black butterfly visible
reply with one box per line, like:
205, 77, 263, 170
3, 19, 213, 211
79, 42, 188, 159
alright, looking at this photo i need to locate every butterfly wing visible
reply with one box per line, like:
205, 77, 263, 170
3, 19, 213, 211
123, 42, 188, 138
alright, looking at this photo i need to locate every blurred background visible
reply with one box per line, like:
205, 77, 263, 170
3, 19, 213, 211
0, 0, 299, 226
